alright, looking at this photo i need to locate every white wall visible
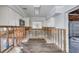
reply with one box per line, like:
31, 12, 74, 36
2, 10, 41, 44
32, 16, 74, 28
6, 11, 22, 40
47, 17, 55, 27
0, 6, 23, 26
54, 14, 65, 29
63, 5, 77, 12
51, 14, 65, 51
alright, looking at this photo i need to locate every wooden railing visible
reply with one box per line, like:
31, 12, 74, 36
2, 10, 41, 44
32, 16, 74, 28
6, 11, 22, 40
28, 27, 66, 52
0, 26, 66, 53
0, 26, 30, 53
49, 28, 66, 52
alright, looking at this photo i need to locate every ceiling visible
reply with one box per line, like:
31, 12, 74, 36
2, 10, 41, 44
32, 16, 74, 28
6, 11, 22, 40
19, 5, 55, 17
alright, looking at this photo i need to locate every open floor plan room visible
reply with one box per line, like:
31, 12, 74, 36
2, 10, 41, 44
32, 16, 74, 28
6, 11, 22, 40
0, 5, 79, 53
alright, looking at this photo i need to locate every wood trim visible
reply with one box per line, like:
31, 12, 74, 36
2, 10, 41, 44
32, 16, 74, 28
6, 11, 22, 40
69, 15, 79, 21
0, 26, 31, 28
61, 29, 62, 50
58, 29, 59, 45
64, 29, 66, 52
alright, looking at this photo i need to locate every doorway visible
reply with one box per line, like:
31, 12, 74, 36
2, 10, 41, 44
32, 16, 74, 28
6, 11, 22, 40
69, 9, 79, 53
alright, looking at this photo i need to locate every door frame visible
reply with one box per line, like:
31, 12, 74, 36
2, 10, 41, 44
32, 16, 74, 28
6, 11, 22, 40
65, 5, 79, 52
